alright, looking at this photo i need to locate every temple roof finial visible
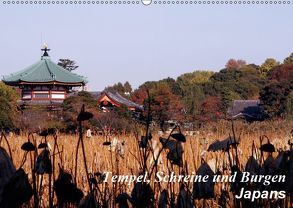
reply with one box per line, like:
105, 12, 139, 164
41, 43, 50, 57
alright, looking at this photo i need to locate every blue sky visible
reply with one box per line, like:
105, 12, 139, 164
0, 3, 292, 90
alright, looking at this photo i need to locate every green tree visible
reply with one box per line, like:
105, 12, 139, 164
0, 82, 19, 130
123, 81, 132, 93
220, 87, 239, 113
180, 84, 205, 122
260, 82, 291, 118
177, 70, 214, 91
206, 65, 264, 100
141, 77, 182, 96
202, 65, 264, 115
260, 58, 279, 75
57, 59, 79, 71
61, 91, 98, 131
105, 81, 133, 97
159, 77, 182, 95
176, 71, 213, 122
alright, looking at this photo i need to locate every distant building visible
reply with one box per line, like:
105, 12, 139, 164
2, 46, 87, 107
90, 91, 143, 112
227, 100, 266, 121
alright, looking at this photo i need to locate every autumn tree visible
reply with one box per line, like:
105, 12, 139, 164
58, 59, 79, 71
132, 82, 184, 127
131, 87, 148, 105
199, 96, 222, 122
148, 83, 184, 127
260, 64, 293, 118
268, 64, 293, 83
225, 59, 246, 70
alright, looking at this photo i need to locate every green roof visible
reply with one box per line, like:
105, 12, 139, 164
3, 56, 87, 85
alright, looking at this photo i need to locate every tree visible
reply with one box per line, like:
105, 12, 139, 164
158, 77, 182, 95
91, 107, 135, 135
199, 96, 222, 122
148, 83, 184, 126
61, 91, 98, 131
286, 93, 293, 119
260, 64, 293, 119
58, 59, 79, 71
131, 87, 148, 105
177, 84, 205, 122
105, 82, 124, 94
141, 77, 182, 96
283, 52, 293, 65
123, 81, 132, 94
219, 87, 239, 113
201, 64, 264, 116
0, 82, 19, 130
268, 64, 293, 83
105, 81, 133, 96
260, 82, 291, 118
177, 70, 214, 92
205, 65, 264, 100
260, 58, 279, 75
174, 71, 214, 122
225, 59, 246, 70
132, 83, 184, 126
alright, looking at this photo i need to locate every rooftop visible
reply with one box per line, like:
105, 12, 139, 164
227, 100, 265, 120
2, 47, 87, 86
103, 91, 143, 110
69, 91, 143, 110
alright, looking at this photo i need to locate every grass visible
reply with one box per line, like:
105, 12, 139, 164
1, 119, 292, 207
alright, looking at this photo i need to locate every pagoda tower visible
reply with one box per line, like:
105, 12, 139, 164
2, 46, 87, 106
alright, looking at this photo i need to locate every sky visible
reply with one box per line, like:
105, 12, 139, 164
0, 2, 292, 91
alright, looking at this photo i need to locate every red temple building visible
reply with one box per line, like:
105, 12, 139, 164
90, 91, 143, 112
2, 47, 87, 107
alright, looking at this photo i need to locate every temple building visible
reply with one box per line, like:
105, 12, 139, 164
2, 46, 87, 107
90, 91, 143, 112
227, 100, 267, 121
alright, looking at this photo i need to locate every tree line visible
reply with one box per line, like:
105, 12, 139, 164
106, 53, 293, 126
0, 53, 292, 131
